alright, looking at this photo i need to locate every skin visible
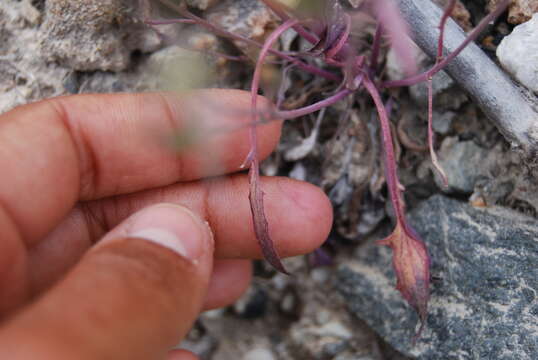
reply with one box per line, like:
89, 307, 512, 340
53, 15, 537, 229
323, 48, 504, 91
0, 89, 333, 360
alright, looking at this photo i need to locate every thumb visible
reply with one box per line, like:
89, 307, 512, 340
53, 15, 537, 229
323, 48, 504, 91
0, 204, 214, 360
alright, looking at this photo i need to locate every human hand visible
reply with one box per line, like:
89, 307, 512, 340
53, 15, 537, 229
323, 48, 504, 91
0, 89, 332, 360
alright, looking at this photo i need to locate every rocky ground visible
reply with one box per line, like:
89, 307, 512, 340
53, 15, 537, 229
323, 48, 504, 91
1, 0, 538, 359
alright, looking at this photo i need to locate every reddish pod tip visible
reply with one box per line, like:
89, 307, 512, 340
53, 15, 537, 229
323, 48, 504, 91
378, 221, 430, 338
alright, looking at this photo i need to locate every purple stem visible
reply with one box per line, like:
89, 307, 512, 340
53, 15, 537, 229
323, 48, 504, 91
437, 0, 457, 60
383, 0, 509, 88
363, 76, 406, 223
326, 13, 352, 61
260, 0, 320, 45
248, 19, 300, 274
275, 88, 354, 120
427, 0, 455, 186
157, 0, 338, 81
199, 91, 354, 136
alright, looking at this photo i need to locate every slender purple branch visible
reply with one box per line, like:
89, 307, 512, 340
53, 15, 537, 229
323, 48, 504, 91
383, 0, 510, 88
248, 19, 300, 274
157, 0, 339, 81
365, 76, 431, 336
427, 0, 455, 186
251, 18, 301, 136
260, 0, 320, 45
363, 76, 405, 223
437, 0, 457, 60
275, 88, 354, 120
326, 13, 352, 61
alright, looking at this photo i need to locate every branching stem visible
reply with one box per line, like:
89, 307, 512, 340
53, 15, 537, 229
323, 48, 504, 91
157, 0, 339, 81
275, 88, 354, 120
383, 0, 509, 88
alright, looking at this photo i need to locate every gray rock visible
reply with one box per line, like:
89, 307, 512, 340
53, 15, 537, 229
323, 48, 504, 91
243, 348, 276, 360
206, 0, 277, 55
432, 111, 455, 135
497, 13, 538, 93
435, 137, 489, 193
39, 0, 159, 72
0, 0, 71, 113
337, 195, 538, 360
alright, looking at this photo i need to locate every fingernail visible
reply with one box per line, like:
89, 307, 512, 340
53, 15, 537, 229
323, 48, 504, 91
127, 204, 209, 261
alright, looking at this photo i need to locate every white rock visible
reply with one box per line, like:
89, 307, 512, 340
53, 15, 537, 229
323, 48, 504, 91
313, 321, 353, 340
497, 13, 538, 93
242, 348, 275, 360
311, 267, 330, 284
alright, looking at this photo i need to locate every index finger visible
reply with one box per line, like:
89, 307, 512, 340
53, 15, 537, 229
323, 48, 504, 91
0, 89, 281, 246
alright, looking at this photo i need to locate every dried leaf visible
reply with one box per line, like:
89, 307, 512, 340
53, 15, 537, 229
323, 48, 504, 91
324, 0, 347, 50
248, 164, 289, 274
378, 221, 430, 334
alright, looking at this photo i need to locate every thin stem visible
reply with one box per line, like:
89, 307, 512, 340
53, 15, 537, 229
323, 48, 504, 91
275, 88, 354, 120
260, 0, 320, 45
184, 8, 340, 81
427, 0, 455, 186
427, 78, 448, 186
251, 18, 301, 136
158, 1, 263, 46
437, 0, 457, 60
171, 4, 339, 81
365, 78, 431, 341
383, 0, 510, 88
326, 14, 352, 60
363, 76, 405, 224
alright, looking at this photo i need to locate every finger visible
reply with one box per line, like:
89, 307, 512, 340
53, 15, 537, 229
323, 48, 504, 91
0, 207, 28, 315
167, 349, 199, 360
202, 259, 252, 310
0, 204, 214, 360
29, 176, 332, 293
0, 89, 280, 247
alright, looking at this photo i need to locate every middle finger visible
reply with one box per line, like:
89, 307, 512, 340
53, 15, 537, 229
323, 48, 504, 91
28, 175, 332, 294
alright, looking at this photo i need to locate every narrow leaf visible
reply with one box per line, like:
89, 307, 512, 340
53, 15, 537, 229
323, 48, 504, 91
248, 163, 289, 274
